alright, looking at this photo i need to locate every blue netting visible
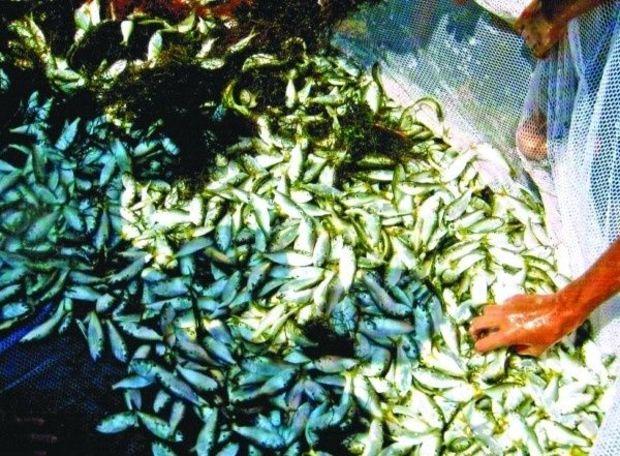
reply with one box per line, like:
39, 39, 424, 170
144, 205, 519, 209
0, 327, 146, 455
0, 304, 52, 356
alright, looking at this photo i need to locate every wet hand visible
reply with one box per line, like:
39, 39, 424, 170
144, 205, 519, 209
516, 110, 548, 161
470, 293, 588, 356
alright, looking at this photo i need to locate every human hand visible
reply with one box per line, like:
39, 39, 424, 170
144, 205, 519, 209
515, 0, 568, 58
469, 293, 588, 356
516, 109, 548, 161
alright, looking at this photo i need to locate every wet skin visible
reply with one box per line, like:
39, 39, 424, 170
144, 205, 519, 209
471, 238, 620, 356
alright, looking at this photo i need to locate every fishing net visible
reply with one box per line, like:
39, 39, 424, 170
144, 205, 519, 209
0, 328, 146, 455
0, 307, 141, 453
332, 0, 620, 453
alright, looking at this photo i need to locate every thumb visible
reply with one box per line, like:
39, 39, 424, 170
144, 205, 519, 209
515, 344, 548, 357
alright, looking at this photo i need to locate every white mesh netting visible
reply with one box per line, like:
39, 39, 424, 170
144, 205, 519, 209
332, 1, 620, 454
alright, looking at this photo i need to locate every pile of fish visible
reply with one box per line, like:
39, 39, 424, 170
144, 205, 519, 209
1, 4, 617, 456
0, 92, 179, 335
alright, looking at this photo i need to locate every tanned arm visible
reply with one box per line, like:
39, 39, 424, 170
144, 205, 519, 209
471, 237, 620, 356
516, 0, 610, 57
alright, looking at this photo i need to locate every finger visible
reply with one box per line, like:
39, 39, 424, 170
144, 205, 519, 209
533, 44, 550, 59
502, 294, 532, 305
521, 30, 535, 48
533, 24, 567, 58
474, 331, 514, 353
469, 315, 503, 338
515, 344, 548, 357
514, 19, 523, 32
514, 15, 531, 32
481, 304, 505, 316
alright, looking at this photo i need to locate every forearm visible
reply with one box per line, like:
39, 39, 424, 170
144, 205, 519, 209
559, 237, 620, 318
542, 0, 608, 24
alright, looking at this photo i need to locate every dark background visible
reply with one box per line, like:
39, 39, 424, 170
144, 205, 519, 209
0, 325, 148, 456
